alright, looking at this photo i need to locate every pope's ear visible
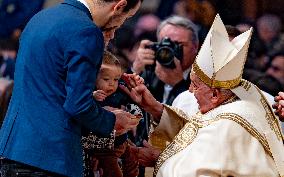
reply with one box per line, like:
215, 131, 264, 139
211, 88, 220, 104
113, 0, 127, 15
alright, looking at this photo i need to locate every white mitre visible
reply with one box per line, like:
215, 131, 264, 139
193, 14, 284, 176
192, 14, 252, 89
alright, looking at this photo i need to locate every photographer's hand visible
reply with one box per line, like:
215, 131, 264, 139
155, 58, 184, 86
132, 40, 155, 74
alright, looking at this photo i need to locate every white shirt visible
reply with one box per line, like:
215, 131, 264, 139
77, 0, 90, 12
162, 67, 191, 103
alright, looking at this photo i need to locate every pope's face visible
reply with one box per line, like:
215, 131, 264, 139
189, 73, 215, 114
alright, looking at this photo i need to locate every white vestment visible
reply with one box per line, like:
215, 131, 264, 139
150, 91, 283, 177
173, 91, 284, 132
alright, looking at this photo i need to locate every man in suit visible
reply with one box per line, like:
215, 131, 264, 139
132, 16, 199, 105
0, 0, 142, 176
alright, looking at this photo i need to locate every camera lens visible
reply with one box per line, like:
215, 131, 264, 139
156, 47, 174, 66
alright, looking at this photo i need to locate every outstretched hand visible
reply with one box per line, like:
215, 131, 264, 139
120, 73, 153, 107
119, 73, 164, 120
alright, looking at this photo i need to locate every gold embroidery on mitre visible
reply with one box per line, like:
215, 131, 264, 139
192, 61, 242, 89
240, 79, 251, 91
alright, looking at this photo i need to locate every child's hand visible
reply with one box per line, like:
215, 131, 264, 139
121, 73, 144, 89
93, 90, 107, 101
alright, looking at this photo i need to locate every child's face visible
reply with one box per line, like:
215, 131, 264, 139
96, 64, 122, 96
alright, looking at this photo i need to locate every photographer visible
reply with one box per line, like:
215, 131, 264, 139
132, 15, 199, 105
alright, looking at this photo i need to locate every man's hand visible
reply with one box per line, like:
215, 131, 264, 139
107, 108, 140, 136
155, 58, 184, 86
132, 40, 155, 74
93, 90, 107, 101
137, 140, 161, 167
273, 91, 284, 121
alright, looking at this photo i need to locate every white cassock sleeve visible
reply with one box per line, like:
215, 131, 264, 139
156, 119, 278, 177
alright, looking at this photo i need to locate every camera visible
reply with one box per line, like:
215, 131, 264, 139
146, 37, 183, 68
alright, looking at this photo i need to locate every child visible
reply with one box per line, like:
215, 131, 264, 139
81, 51, 143, 177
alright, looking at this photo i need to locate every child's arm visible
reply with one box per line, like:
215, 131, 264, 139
93, 90, 107, 101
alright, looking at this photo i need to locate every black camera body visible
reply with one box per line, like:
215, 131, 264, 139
146, 37, 183, 68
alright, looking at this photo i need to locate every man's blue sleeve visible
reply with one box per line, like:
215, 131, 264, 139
63, 26, 115, 137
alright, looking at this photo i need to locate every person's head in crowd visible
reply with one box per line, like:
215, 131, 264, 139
95, 51, 122, 97
173, 0, 215, 28
111, 26, 137, 63
246, 41, 269, 71
225, 25, 241, 41
98, 0, 142, 46
0, 37, 19, 60
112, 26, 159, 72
256, 14, 282, 44
266, 52, 284, 86
132, 15, 199, 76
156, 15, 199, 71
236, 21, 253, 33
243, 69, 283, 96
134, 13, 160, 37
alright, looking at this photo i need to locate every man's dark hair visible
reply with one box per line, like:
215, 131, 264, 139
103, 0, 143, 12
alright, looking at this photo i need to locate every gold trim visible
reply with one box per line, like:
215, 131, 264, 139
256, 87, 284, 141
215, 113, 272, 157
153, 106, 273, 176
192, 61, 241, 89
240, 79, 251, 91
153, 121, 199, 176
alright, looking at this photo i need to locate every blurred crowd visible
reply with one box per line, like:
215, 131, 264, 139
0, 0, 284, 136
0, 0, 284, 176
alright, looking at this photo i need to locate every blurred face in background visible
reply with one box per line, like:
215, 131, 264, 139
158, 24, 198, 71
266, 55, 284, 85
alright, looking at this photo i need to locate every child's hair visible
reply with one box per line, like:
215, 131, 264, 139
103, 50, 121, 69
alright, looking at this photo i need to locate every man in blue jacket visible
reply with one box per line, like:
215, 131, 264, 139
0, 0, 142, 176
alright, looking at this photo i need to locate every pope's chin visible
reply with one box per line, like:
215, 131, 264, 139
198, 104, 211, 114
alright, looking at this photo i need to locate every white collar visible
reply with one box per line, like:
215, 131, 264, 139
77, 0, 91, 13
183, 67, 191, 80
